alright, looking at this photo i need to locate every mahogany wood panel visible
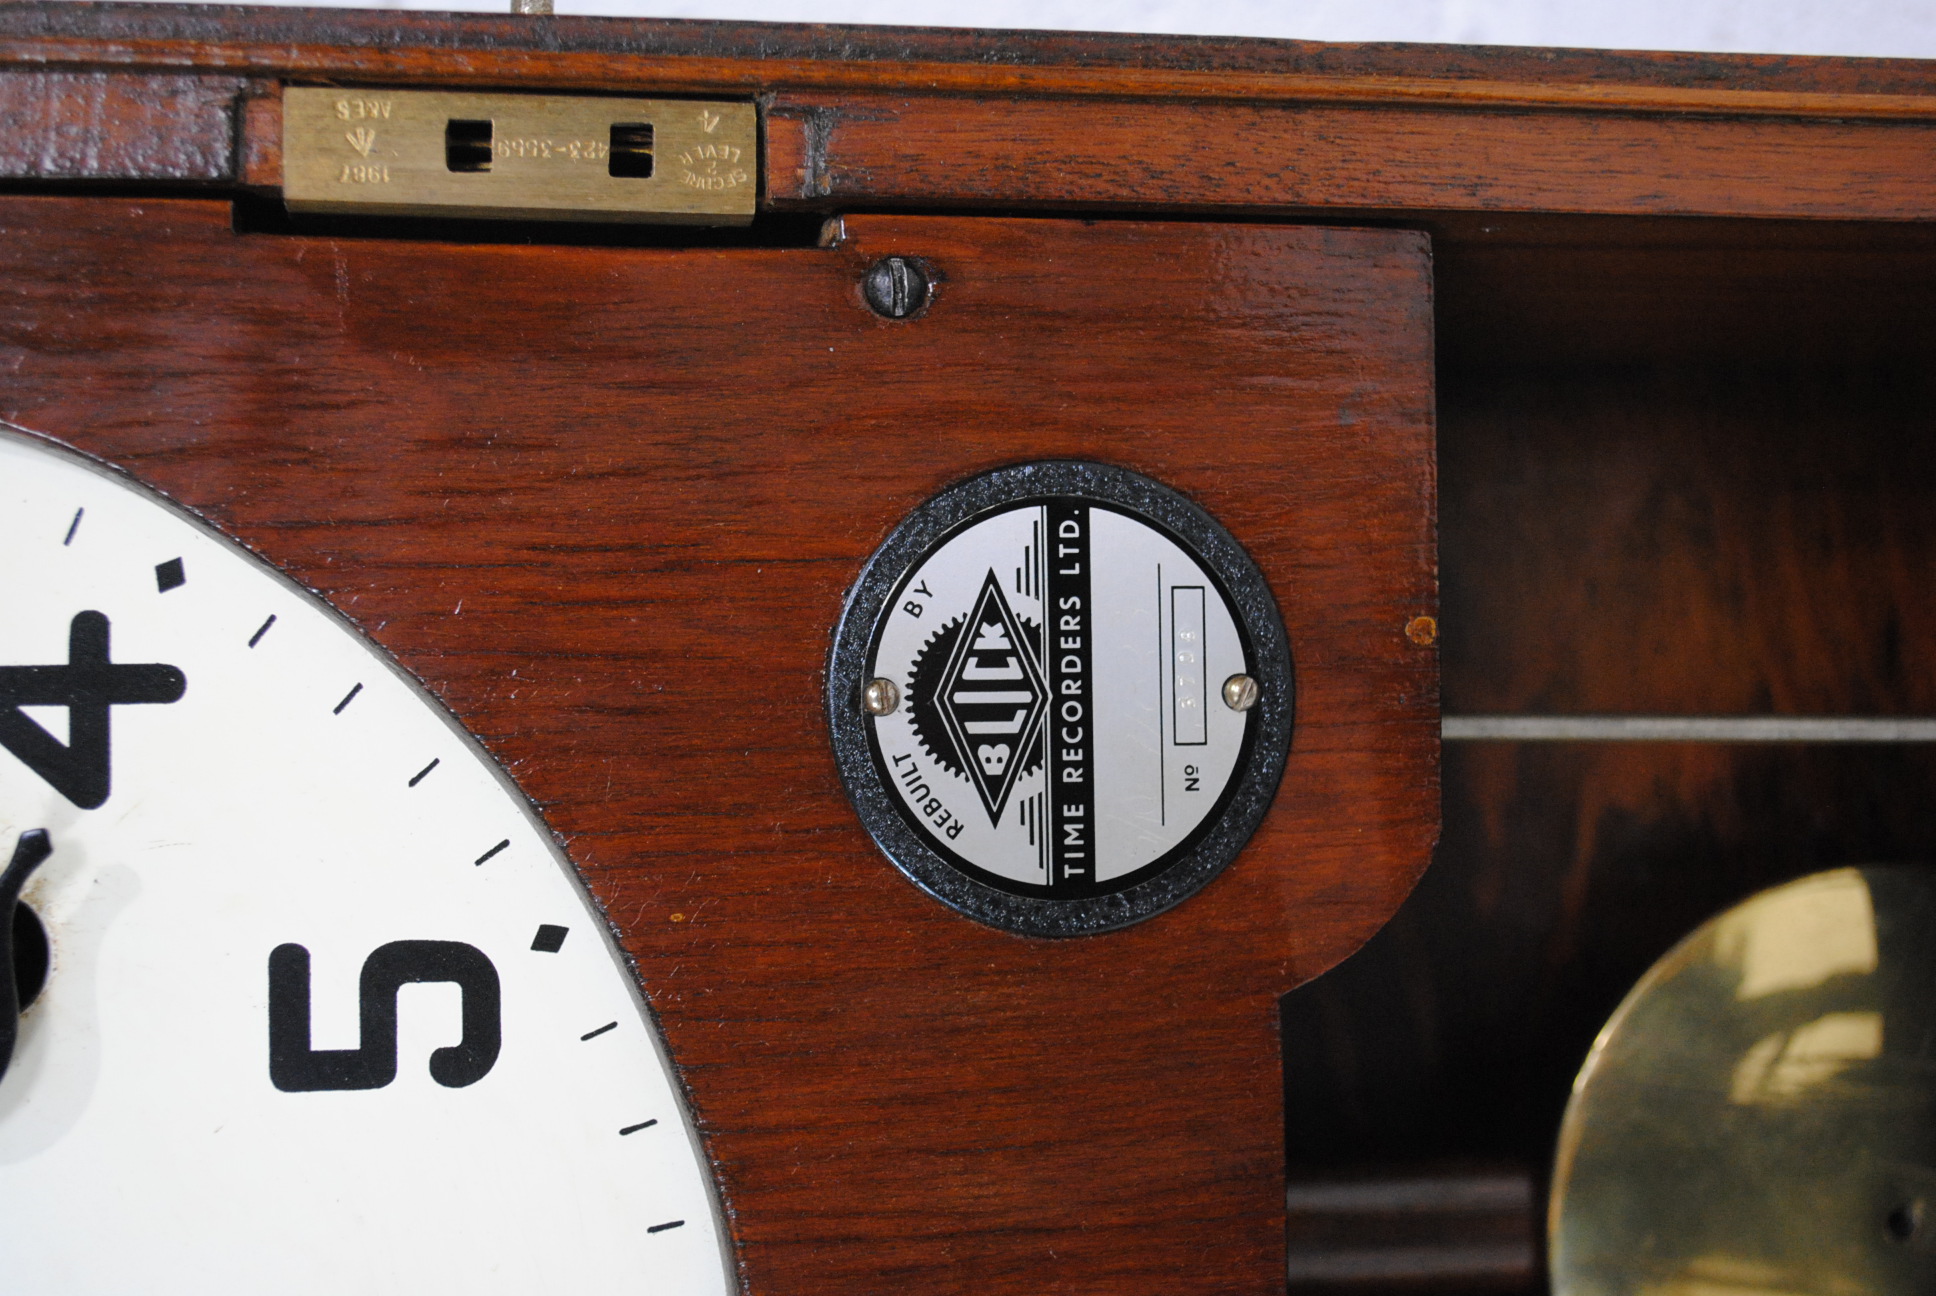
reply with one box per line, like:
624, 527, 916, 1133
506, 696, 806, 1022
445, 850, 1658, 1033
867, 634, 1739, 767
3, 6, 1936, 221
0, 68, 242, 180
0, 198, 1437, 1293
7, 3, 1936, 109
765, 92, 1936, 220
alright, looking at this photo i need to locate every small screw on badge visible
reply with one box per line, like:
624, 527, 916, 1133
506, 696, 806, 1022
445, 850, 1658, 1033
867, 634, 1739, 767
862, 257, 931, 319
1222, 674, 1260, 712
863, 678, 902, 715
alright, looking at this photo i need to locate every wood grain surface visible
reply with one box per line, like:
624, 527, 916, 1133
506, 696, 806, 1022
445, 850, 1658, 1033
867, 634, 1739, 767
6, 2, 1936, 106
764, 91, 1936, 220
0, 68, 243, 180
0, 197, 1437, 1292
4, 11, 1931, 1288
1, 5, 1935, 221
1278, 220, 1936, 1285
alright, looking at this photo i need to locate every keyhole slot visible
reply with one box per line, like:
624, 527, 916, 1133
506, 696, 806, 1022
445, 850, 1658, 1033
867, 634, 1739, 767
608, 123, 653, 178
445, 119, 494, 173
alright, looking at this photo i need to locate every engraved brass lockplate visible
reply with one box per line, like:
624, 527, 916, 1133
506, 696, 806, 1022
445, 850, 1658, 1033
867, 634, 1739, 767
282, 89, 756, 225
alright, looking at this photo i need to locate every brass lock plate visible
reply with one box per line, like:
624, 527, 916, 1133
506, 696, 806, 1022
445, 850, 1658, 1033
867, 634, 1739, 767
282, 88, 756, 225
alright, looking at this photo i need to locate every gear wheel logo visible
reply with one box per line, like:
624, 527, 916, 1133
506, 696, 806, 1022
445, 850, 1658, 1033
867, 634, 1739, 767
906, 571, 1046, 825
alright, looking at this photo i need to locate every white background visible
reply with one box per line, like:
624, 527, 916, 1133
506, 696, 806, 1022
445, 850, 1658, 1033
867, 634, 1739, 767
125, 0, 1936, 60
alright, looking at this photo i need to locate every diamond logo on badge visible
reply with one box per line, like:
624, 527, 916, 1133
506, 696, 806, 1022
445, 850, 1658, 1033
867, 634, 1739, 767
916, 572, 1047, 824
828, 461, 1295, 938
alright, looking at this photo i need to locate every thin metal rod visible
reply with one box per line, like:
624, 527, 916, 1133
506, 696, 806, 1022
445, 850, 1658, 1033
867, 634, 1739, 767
1286, 1171, 1531, 1213
1442, 715, 1936, 743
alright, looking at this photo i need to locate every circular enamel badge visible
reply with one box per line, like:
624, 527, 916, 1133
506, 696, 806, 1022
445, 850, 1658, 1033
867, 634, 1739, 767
829, 462, 1293, 937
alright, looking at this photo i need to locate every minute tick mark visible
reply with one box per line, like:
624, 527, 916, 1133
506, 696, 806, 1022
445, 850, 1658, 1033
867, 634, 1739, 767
581, 1021, 617, 1041
621, 1119, 659, 1136
332, 683, 362, 715
647, 1219, 684, 1233
62, 508, 82, 546
474, 839, 509, 866
248, 615, 276, 648
408, 759, 440, 787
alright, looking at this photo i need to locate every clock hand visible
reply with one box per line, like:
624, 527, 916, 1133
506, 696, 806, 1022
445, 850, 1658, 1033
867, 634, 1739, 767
0, 828, 51, 1085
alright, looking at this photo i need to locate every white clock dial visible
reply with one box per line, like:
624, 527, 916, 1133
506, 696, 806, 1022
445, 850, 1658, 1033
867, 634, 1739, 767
0, 427, 732, 1294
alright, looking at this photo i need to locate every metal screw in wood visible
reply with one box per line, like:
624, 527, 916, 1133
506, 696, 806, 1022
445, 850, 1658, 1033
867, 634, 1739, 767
863, 258, 931, 319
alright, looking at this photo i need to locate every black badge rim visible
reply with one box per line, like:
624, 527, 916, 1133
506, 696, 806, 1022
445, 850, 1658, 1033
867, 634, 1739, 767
827, 461, 1296, 938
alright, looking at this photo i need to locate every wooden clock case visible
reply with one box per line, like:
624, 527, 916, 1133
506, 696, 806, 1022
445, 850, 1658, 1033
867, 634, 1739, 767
0, 8, 1932, 1292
